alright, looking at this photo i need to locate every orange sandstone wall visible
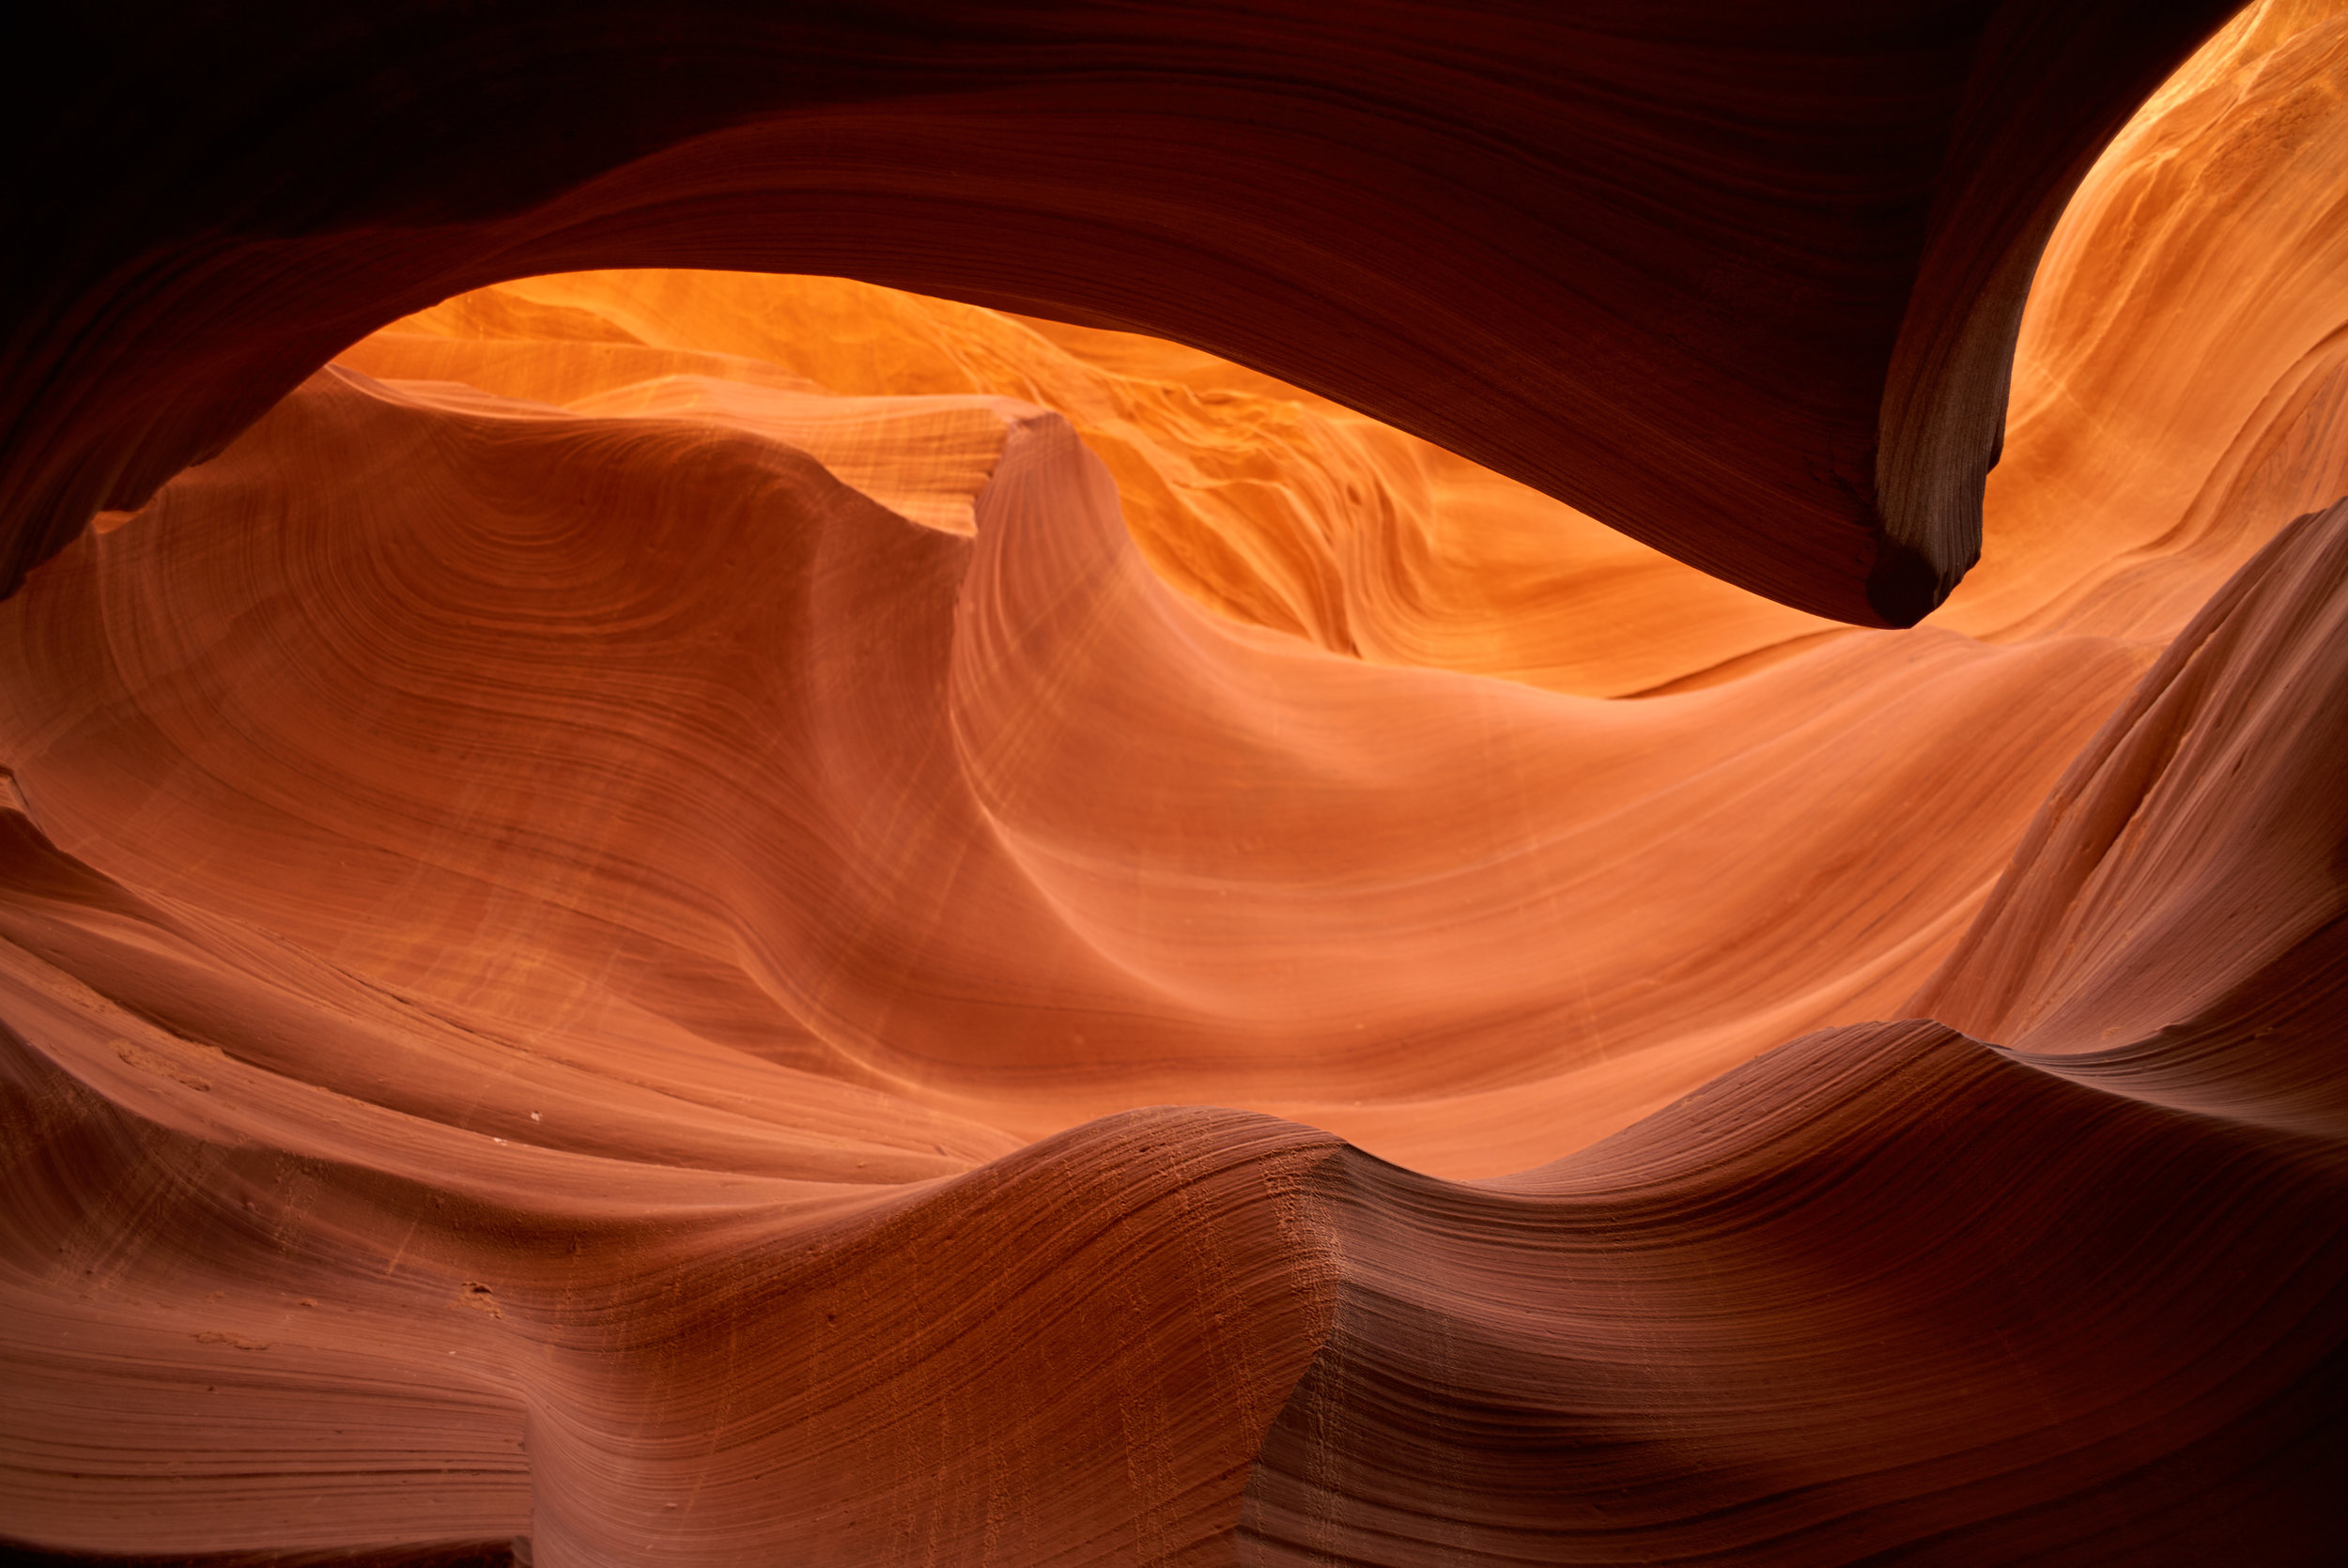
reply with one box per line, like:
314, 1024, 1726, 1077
6, 2, 2348, 1564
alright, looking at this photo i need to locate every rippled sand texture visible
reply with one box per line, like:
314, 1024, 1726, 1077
6, 4, 2348, 1565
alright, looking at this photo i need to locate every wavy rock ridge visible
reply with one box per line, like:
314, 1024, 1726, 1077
6, 2, 2348, 1564
2, 0, 2248, 623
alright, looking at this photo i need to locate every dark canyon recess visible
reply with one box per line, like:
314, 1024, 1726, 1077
4, 0, 2240, 622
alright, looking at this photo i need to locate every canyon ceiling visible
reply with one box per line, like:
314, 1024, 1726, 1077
5, 1, 2347, 1564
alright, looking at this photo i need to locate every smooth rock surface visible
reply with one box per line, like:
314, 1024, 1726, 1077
1, 0, 2246, 621
6, 2, 2348, 1563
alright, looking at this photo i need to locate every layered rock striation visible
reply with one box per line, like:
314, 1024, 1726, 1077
3, 0, 2248, 622
6, 1, 2348, 1564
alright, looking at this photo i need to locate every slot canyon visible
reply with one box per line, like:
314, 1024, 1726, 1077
7, 1, 2348, 1562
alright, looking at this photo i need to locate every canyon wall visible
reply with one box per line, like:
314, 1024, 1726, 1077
6, 1, 2348, 1563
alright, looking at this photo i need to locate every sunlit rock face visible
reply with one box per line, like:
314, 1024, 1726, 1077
5, 3, 2347, 1565
1, 1, 2246, 624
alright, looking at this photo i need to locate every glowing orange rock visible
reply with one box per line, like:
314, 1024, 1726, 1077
5, 4, 2348, 1563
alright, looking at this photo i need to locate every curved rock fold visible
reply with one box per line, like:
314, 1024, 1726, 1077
7, 2, 2348, 1563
